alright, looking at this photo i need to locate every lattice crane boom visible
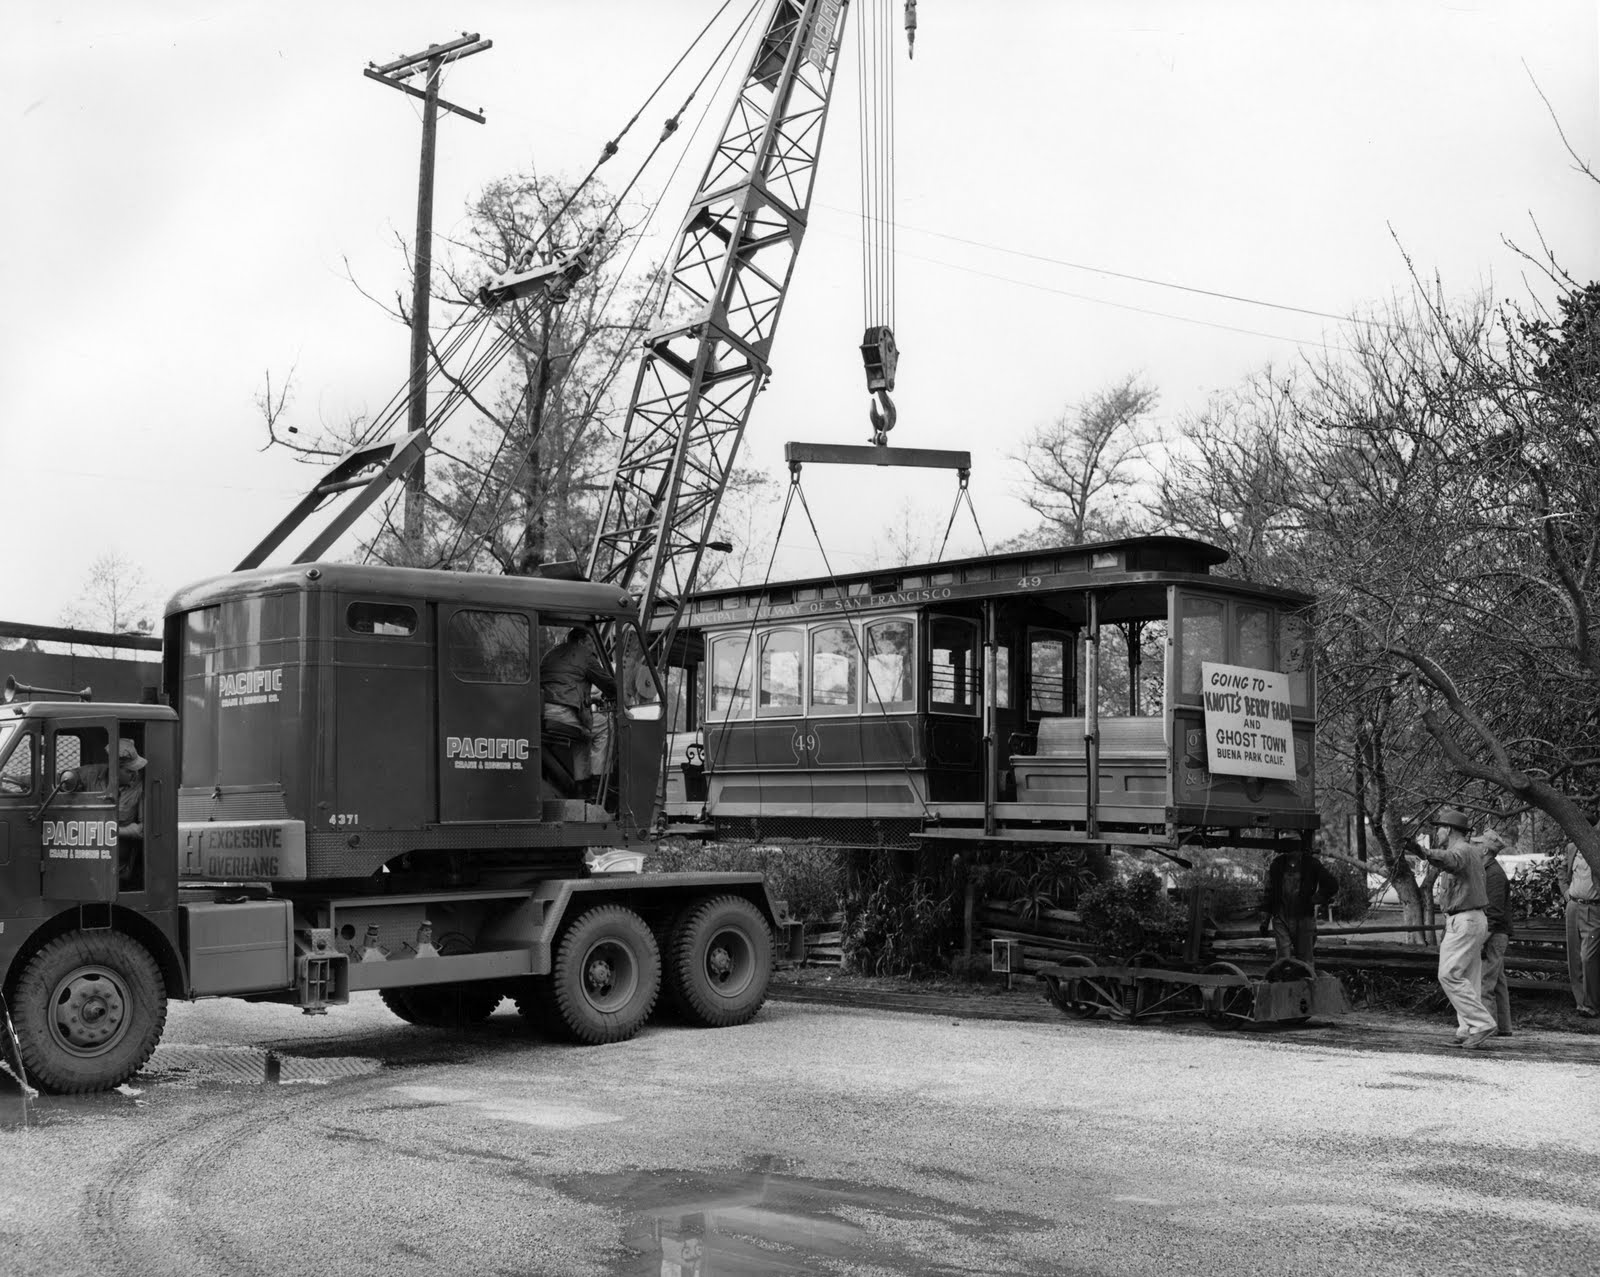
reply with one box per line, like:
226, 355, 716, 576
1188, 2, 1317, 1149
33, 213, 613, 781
586, 0, 851, 662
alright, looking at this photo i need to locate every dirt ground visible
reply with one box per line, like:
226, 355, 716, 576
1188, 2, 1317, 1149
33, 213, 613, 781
769, 965, 1600, 1062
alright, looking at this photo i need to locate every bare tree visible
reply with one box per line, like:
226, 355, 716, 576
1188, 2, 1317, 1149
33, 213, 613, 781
60, 553, 156, 654
262, 171, 654, 575
1013, 374, 1158, 544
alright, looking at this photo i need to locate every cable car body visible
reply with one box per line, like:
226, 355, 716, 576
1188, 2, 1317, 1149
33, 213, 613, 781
659, 536, 1317, 854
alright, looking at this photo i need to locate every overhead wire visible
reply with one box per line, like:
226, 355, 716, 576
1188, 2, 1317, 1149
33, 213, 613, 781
441, 1, 766, 573
333, 0, 759, 566
887, 240, 1354, 350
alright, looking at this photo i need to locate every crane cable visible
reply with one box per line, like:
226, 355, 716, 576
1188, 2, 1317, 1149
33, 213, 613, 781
351, 1, 764, 561
703, 469, 936, 827
435, 3, 768, 571
935, 471, 989, 562
789, 469, 938, 824
856, 0, 898, 441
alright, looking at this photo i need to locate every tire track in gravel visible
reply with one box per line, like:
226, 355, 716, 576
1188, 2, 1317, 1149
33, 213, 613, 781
78, 1074, 396, 1277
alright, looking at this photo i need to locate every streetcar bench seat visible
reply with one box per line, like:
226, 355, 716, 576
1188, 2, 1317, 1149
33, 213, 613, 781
1032, 716, 1167, 759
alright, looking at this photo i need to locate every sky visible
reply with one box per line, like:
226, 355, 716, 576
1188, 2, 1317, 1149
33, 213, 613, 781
5, 0, 1598, 629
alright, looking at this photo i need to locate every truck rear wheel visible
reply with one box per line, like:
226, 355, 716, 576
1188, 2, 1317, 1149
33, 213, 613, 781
378, 933, 501, 1027
667, 895, 771, 1028
549, 905, 660, 1045
12, 930, 167, 1094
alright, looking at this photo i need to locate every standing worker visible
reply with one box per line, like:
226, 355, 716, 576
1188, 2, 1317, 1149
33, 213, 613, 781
1559, 839, 1600, 1018
540, 626, 616, 796
1478, 828, 1514, 1037
1400, 807, 1495, 1049
1258, 843, 1341, 971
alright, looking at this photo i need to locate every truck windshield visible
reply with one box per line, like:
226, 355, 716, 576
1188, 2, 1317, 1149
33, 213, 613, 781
0, 721, 36, 793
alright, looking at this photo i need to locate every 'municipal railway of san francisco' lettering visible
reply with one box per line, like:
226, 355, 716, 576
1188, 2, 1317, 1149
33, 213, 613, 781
692, 586, 956, 627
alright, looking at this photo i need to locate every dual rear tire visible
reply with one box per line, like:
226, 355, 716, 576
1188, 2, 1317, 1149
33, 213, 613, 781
521, 895, 773, 1045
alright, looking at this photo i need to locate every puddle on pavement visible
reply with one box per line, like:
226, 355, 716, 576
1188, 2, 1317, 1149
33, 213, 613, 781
554, 1158, 1055, 1276
141, 1043, 383, 1087
0, 1043, 382, 1128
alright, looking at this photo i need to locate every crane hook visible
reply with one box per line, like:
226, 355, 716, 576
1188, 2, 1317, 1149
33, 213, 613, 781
869, 389, 897, 446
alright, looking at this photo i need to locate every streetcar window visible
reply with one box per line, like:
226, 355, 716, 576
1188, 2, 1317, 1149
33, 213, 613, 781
810, 625, 858, 715
1236, 605, 1274, 671
994, 646, 1011, 710
447, 611, 530, 684
709, 634, 753, 720
758, 630, 804, 716
1179, 596, 1225, 696
1029, 631, 1067, 715
864, 619, 914, 711
931, 617, 979, 714
1279, 610, 1313, 711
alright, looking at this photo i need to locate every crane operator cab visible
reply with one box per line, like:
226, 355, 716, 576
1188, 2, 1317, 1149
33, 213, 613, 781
163, 563, 668, 885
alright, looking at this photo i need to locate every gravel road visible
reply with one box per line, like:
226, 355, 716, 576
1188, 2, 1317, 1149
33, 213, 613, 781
1, 991, 1596, 1276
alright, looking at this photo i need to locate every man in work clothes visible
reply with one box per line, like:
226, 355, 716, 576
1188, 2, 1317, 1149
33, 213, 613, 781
70, 736, 147, 888
1559, 839, 1600, 1018
1258, 845, 1340, 970
1478, 829, 1514, 1037
1401, 806, 1495, 1049
540, 626, 616, 790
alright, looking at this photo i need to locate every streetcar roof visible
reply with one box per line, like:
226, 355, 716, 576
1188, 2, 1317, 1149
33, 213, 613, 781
675, 534, 1312, 629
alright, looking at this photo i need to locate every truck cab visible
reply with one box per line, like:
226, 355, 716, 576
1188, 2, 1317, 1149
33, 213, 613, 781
0, 700, 187, 1092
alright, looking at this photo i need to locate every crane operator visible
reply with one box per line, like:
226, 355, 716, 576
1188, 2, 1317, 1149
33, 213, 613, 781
540, 625, 616, 796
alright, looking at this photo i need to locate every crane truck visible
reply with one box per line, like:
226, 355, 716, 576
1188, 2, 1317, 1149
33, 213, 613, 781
0, 0, 852, 1093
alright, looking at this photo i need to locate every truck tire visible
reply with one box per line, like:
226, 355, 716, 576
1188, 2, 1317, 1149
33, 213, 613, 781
512, 978, 559, 1034
378, 933, 501, 1027
666, 895, 771, 1028
549, 905, 660, 1045
12, 930, 167, 1094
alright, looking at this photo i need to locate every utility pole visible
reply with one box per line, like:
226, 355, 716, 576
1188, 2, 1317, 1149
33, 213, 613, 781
364, 32, 492, 563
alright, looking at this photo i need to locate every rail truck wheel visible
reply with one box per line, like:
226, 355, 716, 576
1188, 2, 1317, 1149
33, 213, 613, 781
379, 933, 501, 1028
1201, 961, 1254, 1028
1043, 953, 1102, 1018
666, 895, 772, 1028
12, 930, 167, 1094
549, 905, 661, 1045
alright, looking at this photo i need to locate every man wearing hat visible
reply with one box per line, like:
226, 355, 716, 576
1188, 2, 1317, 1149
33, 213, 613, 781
67, 736, 147, 889
1400, 806, 1495, 1049
111, 737, 147, 842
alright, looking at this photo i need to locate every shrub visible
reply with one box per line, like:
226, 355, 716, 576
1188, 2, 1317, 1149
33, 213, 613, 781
645, 840, 845, 924
1076, 869, 1185, 957
842, 870, 960, 977
1509, 853, 1565, 921
1330, 861, 1371, 923
981, 847, 1092, 920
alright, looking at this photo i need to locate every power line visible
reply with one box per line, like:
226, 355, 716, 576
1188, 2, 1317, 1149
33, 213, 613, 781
880, 236, 1353, 350
818, 201, 1394, 331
